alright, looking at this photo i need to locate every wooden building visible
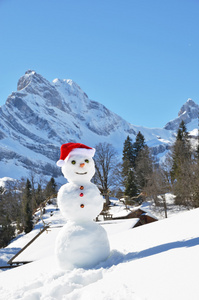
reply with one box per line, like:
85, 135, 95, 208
112, 207, 158, 226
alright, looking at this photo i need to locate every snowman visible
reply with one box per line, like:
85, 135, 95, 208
55, 142, 110, 270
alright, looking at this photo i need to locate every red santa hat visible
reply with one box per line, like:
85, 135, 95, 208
56, 142, 95, 167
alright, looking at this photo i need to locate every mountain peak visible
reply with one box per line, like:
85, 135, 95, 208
0, 70, 139, 183
25, 69, 36, 75
17, 70, 48, 91
164, 98, 198, 130
52, 78, 88, 99
178, 98, 198, 117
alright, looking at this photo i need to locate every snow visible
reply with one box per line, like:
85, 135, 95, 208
0, 177, 16, 188
109, 202, 132, 218
141, 193, 190, 219
11, 227, 61, 263
0, 201, 199, 299
132, 124, 174, 144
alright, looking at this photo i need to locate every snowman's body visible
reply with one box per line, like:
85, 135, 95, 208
57, 181, 103, 223
55, 145, 110, 270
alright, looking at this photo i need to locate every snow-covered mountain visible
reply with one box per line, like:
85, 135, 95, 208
0, 70, 198, 183
164, 98, 199, 131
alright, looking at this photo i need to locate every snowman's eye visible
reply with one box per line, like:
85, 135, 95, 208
71, 160, 76, 165
85, 159, 89, 163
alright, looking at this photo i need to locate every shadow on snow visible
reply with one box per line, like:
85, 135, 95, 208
96, 236, 199, 269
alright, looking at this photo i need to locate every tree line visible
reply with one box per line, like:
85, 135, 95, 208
0, 177, 57, 248
94, 122, 199, 212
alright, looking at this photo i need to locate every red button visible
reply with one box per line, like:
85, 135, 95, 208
80, 193, 84, 197
80, 204, 84, 208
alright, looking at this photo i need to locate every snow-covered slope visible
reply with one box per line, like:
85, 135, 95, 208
0, 70, 198, 183
0, 203, 199, 300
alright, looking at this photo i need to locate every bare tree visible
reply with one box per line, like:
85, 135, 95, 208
144, 164, 171, 218
93, 142, 118, 205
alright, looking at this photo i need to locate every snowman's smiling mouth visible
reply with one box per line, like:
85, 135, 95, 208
76, 172, 87, 175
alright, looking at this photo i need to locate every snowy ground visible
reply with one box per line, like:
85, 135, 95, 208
0, 199, 199, 300
140, 193, 190, 219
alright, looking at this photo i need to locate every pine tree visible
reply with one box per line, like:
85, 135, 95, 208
0, 186, 16, 247
122, 135, 134, 177
171, 120, 191, 181
45, 177, 57, 199
132, 131, 145, 167
35, 183, 45, 205
135, 144, 153, 193
170, 121, 193, 206
0, 186, 5, 223
122, 132, 154, 200
0, 215, 15, 248
192, 128, 199, 207
132, 132, 153, 194
192, 162, 199, 207
124, 169, 138, 197
122, 136, 138, 197
22, 179, 33, 234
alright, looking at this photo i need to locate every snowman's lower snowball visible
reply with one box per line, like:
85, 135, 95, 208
55, 221, 110, 270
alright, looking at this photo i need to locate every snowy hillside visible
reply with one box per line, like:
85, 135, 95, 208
0, 70, 198, 183
0, 200, 199, 300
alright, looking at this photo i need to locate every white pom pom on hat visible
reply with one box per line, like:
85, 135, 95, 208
56, 142, 95, 167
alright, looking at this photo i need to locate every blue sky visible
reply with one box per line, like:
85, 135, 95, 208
0, 0, 199, 128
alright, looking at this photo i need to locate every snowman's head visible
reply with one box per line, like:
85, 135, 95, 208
57, 143, 96, 183
61, 154, 95, 183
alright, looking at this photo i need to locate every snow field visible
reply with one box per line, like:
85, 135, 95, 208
0, 208, 199, 299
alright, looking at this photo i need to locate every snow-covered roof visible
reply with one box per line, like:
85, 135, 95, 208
130, 205, 158, 220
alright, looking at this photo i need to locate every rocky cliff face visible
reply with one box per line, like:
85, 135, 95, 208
0, 71, 198, 183
164, 99, 199, 131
